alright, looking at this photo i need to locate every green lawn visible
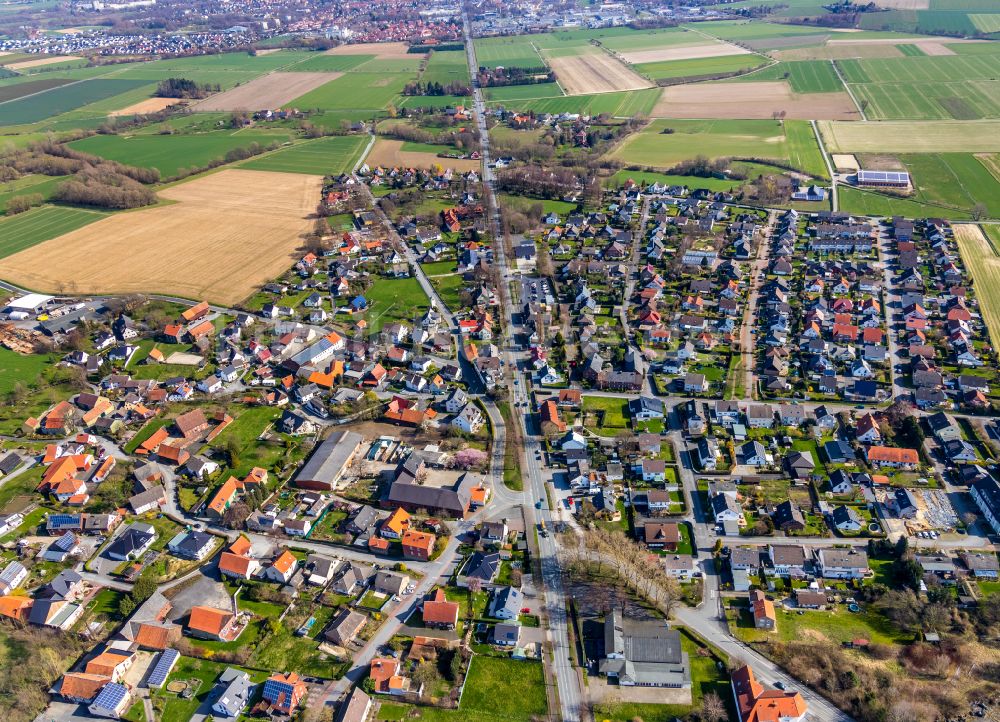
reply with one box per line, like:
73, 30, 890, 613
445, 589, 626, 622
361, 276, 430, 333
155, 656, 269, 722
240, 134, 370, 175
0, 205, 107, 259
0, 347, 52, 395
728, 599, 907, 645
459, 657, 547, 720
123, 417, 173, 455
582, 395, 628, 428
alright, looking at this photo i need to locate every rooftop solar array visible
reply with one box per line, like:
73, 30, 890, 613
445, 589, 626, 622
857, 170, 910, 183
147, 648, 180, 688
262, 677, 291, 702
92, 682, 128, 709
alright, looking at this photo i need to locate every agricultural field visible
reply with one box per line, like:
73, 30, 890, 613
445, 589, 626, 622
240, 134, 370, 175
474, 36, 545, 69
733, 59, 845, 93
419, 50, 470, 86
618, 41, 751, 66
837, 51, 1000, 120
68, 131, 293, 178
0, 76, 74, 103
609, 119, 827, 177
0, 206, 106, 259
818, 118, 1000, 153
0, 174, 64, 214
192, 71, 341, 112
290, 72, 412, 111
634, 53, 765, 81
0, 77, 149, 126
686, 19, 831, 48
896, 152, 1000, 216
364, 138, 479, 172
0, 169, 322, 304
486, 88, 661, 117
108, 97, 182, 117
652, 80, 858, 120
546, 50, 653, 95
284, 54, 374, 73
485, 82, 563, 102
955, 223, 1000, 348
837, 185, 967, 220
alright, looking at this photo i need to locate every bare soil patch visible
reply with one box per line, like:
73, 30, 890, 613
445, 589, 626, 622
5, 55, 79, 69
365, 139, 481, 172
193, 71, 340, 112
652, 81, 859, 120
917, 41, 956, 56
109, 97, 184, 117
0, 169, 323, 305
857, 153, 905, 170
547, 51, 653, 95
254, 48, 281, 56
620, 42, 751, 65
325, 41, 420, 59
832, 153, 860, 172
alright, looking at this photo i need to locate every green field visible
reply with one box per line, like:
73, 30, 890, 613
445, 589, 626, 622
838, 185, 969, 220
485, 82, 563, 102
240, 135, 369, 175
0, 78, 149, 126
899, 152, 1000, 216
958, 223, 1000, 348
292, 72, 412, 111
970, 14, 1000, 32
687, 19, 830, 46
734, 59, 844, 93
0, 175, 64, 214
0, 206, 107, 259
420, 50, 470, 86
286, 54, 375, 72
474, 37, 545, 69
487, 88, 660, 116
582, 395, 628, 428
68, 131, 292, 178
362, 276, 430, 332
838, 52, 1000, 120
611, 118, 827, 177
635, 54, 764, 81
0, 347, 51, 395
600, 26, 709, 52
0, 76, 75, 103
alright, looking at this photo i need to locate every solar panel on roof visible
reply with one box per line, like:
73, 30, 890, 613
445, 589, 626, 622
147, 649, 180, 688
93, 682, 128, 708
262, 678, 291, 702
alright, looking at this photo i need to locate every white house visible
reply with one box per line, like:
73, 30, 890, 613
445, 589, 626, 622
451, 404, 485, 434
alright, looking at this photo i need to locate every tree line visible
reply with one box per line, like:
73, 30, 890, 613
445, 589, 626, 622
402, 80, 472, 97
155, 77, 219, 99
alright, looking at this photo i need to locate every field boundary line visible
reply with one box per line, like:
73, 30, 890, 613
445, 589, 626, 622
0, 76, 91, 108
830, 59, 866, 120
533, 42, 567, 96
810, 119, 838, 211
678, 23, 772, 62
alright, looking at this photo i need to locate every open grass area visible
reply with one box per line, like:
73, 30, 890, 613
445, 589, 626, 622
240, 135, 369, 175
474, 37, 545, 69
728, 599, 908, 646
582, 395, 628, 429
0, 347, 51, 395
0, 174, 65, 215
361, 276, 430, 333
155, 656, 268, 722
839, 185, 970, 220
610, 118, 826, 177
0, 205, 107, 259
0, 78, 149, 126
421, 50, 471, 86
68, 131, 292, 178
292, 72, 413, 111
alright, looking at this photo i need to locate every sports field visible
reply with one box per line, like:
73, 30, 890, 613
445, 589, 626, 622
609, 119, 828, 178
955, 223, 1000, 348
0, 206, 106, 260
474, 36, 545, 69
68, 131, 293, 178
240, 135, 370, 175
818, 119, 1000, 153
0, 169, 323, 304
838, 52, 1000, 120
0, 77, 149, 126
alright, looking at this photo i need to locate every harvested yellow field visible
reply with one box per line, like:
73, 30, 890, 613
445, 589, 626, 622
547, 51, 653, 96
325, 41, 420, 59
652, 81, 858, 120
365, 139, 481, 172
5, 55, 79, 69
0, 169, 323, 305
818, 120, 1000, 153
620, 42, 750, 65
109, 97, 184, 117
193, 71, 340, 111
954, 223, 1000, 348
